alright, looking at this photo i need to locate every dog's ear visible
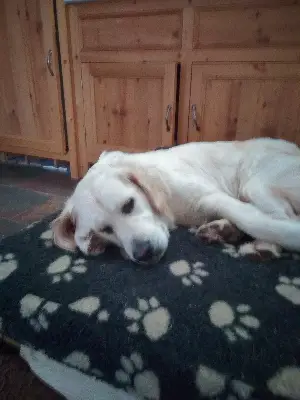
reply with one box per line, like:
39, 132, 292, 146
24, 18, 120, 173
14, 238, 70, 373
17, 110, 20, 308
51, 202, 76, 252
126, 167, 174, 226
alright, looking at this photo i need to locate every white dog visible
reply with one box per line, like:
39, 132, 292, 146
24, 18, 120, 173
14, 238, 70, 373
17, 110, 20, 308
52, 138, 300, 264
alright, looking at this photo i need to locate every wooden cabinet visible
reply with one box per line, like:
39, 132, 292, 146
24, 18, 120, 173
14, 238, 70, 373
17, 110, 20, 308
68, 1, 184, 173
66, 0, 300, 176
189, 63, 300, 145
185, 2, 300, 146
3, 1, 298, 177
0, 0, 66, 156
81, 62, 177, 161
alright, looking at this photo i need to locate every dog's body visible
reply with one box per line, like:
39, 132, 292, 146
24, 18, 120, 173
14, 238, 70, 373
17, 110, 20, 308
53, 138, 300, 263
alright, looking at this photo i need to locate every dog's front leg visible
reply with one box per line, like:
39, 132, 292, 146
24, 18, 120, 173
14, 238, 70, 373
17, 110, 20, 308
195, 191, 263, 231
192, 191, 244, 244
196, 219, 244, 244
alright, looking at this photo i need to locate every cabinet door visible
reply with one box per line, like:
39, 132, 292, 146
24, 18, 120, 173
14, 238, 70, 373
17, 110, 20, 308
0, 0, 66, 155
81, 63, 177, 162
189, 63, 300, 145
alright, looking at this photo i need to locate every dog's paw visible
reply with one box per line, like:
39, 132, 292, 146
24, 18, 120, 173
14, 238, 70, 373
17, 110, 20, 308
196, 219, 244, 244
238, 241, 282, 261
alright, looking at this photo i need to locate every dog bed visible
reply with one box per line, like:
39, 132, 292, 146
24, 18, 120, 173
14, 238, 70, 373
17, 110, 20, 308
0, 214, 299, 400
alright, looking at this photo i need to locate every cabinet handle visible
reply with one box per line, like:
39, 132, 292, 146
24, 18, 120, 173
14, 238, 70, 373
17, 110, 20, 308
191, 104, 200, 131
46, 49, 54, 76
165, 104, 172, 132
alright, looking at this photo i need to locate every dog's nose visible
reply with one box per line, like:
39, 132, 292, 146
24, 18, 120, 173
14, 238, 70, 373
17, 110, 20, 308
132, 239, 154, 263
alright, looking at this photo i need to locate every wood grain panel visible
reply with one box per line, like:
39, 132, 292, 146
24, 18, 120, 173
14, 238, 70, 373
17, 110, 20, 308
201, 80, 242, 142
55, 0, 79, 178
189, 63, 300, 145
0, 0, 66, 155
193, 5, 300, 49
81, 62, 177, 161
0, 1, 22, 139
77, 0, 188, 18
81, 12, 182, 51
89, 75, 163, 151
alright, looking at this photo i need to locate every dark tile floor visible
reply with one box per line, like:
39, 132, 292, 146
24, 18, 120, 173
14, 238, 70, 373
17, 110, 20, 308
0, 163, 77, 399
0, 163, 77, 241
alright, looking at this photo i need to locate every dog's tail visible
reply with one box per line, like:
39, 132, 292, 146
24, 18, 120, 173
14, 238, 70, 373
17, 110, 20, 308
215, 194, 300, 251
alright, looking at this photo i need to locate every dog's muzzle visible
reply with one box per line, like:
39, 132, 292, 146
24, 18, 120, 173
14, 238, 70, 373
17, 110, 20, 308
131, 239, 165, 264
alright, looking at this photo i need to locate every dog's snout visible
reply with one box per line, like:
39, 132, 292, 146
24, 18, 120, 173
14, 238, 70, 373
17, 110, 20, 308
132, 239, 157, 263
132, 239, 166, 264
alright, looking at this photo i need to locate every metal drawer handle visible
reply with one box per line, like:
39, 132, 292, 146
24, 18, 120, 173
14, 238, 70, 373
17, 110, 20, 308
165, 104, 172, 132
46, 49, 54, 76
191, 104, 200, 131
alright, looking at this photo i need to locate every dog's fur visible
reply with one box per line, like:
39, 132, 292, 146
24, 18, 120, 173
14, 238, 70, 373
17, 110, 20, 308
52, 138, 300, 263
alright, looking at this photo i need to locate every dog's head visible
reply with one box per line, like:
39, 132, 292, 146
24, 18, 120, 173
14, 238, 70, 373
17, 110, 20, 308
52, 152, 174, 264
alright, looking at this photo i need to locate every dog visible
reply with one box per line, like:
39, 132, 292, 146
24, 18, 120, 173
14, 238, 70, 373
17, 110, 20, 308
52, 138, 300, 264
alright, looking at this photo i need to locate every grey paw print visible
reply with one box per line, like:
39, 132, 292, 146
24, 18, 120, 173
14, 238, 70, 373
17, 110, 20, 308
68, 296, 110, 322
276, 276, 300, 305
0, 253, 18, 281
64, 351, 103, 378
115, 352, 160, 400
124, 297, 170, 341
40, 229, 53, 248
196, 365, 254, 399
47, 255, 87, 283
209, 301, 260, 342
20, 294, 60, 332
169, 260, 209, 286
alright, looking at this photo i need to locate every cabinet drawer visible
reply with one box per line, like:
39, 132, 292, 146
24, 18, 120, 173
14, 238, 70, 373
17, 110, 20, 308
80, 11, 182, 52
193, 5, 300, 49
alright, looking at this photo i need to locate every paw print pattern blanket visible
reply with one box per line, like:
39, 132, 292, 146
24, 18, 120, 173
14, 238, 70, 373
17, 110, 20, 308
0, 214, 299, 400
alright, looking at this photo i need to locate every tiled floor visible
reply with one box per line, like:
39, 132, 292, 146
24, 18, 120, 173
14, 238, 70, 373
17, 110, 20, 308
0, 163, 77, 240
0, 163, 77, 399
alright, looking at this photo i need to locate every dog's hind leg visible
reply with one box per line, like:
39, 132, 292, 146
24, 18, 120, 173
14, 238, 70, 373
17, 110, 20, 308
238, 240, 282, 261
196, 191, 300, 252
241, 183, 297, 220
273, 184, 300, 218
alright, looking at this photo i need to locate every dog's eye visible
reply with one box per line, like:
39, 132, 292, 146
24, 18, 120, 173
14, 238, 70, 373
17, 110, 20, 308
121, 197, 135, 214
101, 226, 113, 235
